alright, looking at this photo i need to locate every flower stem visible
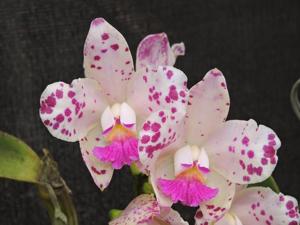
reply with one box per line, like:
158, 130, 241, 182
290, 78, 300, 120
37, 149, 78, 225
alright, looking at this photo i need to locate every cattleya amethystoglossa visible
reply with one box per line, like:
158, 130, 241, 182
138, 68, 283, 223
39, 18, 188, 190
38, 17, 300, 225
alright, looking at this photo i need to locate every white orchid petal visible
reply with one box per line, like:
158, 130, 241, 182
84, 18, 134, 102
204, 119, 281, 184
101, 106, 115, 133
174, 145, 193, 176
40, 78, 108, 142
232, 187, 299, 225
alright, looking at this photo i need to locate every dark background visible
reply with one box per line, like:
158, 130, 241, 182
0, 0, 299, 224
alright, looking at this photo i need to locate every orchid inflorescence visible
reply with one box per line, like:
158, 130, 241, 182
39, 18, 299, 225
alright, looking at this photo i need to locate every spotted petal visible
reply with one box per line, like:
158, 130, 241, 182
40, 78, 108, 142
138, 109, 185, 174
231, 187, 299, 225
109, 194, 160, 225
79, 124, 114, 191
136, 33, 185, 70
127, 66, 188, 123
204, 119, 281, 184
185, 68, 230, 146
195, 171, 236, 224
83, 18, 134, 102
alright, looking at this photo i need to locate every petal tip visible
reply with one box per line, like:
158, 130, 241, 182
91, 18, 106, 27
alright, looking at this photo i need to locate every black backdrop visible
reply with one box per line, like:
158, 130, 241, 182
0, 0, 299, 224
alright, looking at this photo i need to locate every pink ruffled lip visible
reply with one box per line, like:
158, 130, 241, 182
158, 177, 218, 207
93, 137, 138, 169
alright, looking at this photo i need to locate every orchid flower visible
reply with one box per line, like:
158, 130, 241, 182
138, 68, 281, 222
39, 18, 188, 190
195, 187, 299, 225
109, 194, 188, 225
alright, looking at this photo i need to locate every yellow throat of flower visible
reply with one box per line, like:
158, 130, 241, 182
105, 123, 136, 142
176, 166, 205, 183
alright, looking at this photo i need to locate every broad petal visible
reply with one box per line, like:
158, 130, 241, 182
109, 194, 160, 225
138, 109, 185, 174
195, 171, 236, 223
204, 119, 281, 184
127, 66, 188, 123
79, 124, 113, 191
40, 78, 108, 142
185, 68, 230, 146
232, 187, 299, 225
136, 33, 185, 70
83, 18, 134, 102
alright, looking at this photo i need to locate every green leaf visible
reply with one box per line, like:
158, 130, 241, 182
0, 131, 42, 183
248, 176, 280, 193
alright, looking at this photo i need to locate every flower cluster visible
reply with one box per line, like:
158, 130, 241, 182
40, 18, 299, 225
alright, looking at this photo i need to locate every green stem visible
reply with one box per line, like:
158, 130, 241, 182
38, 149, 78, 225
290, 78, 300, 120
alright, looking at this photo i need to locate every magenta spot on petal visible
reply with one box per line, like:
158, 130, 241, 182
263, 145, 276, 158
94, 55, 101, 61
243, 176, 250, 181
53, 123, 59, 130
261, 158, 268, 165
151, 132, 161, 143
169, 85, 178, 100
151, 122, 161, 132
143, 123, 150, 131
239, 160, 246, 170
141, 135, 150, 144
242, 136, 249, 146
166, 70, 173, 79
68, 91, 75, 98
45, 96, 56, 107
179, 90, 186, 97
247, 150, 254, 159
55, 114, 64, 123
286, 201, 294, 210
64, 108, 71, 116
44, 120, 50, 126
110, 44, 119, 51
55, 90, 63, 98
268, 133, 275, 140
101, 33, 109, 40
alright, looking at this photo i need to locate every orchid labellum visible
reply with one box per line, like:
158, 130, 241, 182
195, 187, 299, 225
138, 69, 281, 222
39, 18, 188, 190
109, 194, 188, 225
